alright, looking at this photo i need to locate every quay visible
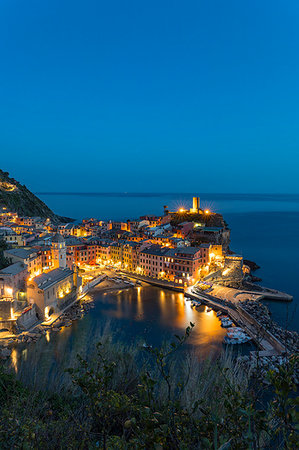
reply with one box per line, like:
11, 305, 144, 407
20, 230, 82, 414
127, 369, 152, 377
118, 270, 185, 292
206, 283, 293, 303
185, 287, 287, 355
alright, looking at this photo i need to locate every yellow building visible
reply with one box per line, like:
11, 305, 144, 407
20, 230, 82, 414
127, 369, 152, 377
122, 243, 139, 271
3, 234, 26, 246
110, 243, 122, 264
27, 267, 81, 319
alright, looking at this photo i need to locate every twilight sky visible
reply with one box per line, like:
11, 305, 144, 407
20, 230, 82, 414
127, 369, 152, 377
0, 0, 299, 193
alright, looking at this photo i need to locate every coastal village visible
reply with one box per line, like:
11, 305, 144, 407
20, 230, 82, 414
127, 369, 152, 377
0, 196, 232, 328
0, 192, 298, 380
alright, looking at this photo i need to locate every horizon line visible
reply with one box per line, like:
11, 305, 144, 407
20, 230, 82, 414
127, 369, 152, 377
35, 191, 299, 196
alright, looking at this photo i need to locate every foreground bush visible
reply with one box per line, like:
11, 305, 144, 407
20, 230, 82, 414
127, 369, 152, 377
0, 325, 298, 449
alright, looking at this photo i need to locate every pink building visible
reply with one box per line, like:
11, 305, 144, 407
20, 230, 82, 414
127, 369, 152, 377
138, 245, 169, 277
163, 247, 203, 284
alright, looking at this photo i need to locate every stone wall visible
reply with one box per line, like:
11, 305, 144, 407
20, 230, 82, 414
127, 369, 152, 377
17, 304, 39, 331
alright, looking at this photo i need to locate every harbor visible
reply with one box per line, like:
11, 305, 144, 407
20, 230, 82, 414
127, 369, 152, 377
0, 193, 297, 386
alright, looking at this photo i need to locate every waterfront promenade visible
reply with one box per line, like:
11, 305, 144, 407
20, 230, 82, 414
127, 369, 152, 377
118, 270, 184, 292
206, 284, 293, 304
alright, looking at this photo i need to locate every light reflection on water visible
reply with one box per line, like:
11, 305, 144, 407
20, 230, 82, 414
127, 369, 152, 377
9, 285, 253, 383
11, 348, 18, 373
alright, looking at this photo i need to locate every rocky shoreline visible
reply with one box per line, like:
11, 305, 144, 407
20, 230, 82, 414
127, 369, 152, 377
237, 353, 299, 385
0, 298, 96, 360
240, 299, 299, 353
243, 259, 261, 272
0, 276, 137, 360
238, 299, 299, 384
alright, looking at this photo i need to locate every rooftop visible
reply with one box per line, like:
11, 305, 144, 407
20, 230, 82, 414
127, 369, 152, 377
4, 248, 38, 259
141, 245, 169, 256
33, 268, 73, 290
64, 237, 84, 246
0, 262, 27, 275
166, 246, 201, 257
51, 233, 65, 243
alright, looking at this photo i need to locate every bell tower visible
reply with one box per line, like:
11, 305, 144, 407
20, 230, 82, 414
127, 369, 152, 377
51, 233, 66, 269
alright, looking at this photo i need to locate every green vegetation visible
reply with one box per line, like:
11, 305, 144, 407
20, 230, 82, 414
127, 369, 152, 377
0, 326, 298, 449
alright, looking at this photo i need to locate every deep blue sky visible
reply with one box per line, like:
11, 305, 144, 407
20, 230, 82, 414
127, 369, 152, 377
0, 0, 298, 193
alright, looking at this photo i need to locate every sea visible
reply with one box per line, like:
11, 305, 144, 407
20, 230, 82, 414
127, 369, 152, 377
10, 193, 299, 385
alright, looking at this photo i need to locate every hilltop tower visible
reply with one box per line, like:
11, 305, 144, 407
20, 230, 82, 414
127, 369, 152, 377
51, 233, 66, 269
190, 196, 200, 213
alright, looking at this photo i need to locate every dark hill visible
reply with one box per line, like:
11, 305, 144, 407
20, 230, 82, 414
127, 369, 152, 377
0, 170, 70, 223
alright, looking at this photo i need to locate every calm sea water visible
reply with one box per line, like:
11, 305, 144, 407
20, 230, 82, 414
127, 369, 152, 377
11, 193, 298, 383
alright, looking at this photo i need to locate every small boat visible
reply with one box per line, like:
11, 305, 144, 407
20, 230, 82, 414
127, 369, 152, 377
227, 330, 250, 340
221, 318, 233, 328
224, 335, 252, 345
216, 311, 222, 317
207, 307, 212, 312
226, 327, 244, 333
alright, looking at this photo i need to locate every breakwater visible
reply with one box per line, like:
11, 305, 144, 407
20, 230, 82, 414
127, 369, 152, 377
185, 288, 288, 355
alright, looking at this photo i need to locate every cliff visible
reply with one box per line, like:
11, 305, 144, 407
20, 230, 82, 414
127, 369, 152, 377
0, 170, 69, 223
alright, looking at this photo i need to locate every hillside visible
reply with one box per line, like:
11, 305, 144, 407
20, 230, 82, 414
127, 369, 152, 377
0, 170, 69, 223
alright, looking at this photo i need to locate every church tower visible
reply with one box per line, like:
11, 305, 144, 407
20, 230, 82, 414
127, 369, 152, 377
51, 233, 66, 269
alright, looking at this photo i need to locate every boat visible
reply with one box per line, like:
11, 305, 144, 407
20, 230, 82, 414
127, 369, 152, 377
224, 335, 252, 345
221, 318, 233, 328
216, 311, 222, 317
193, 301, 200, 307
219, 314, 228, 320
227, 330, 250, 339
226, 327, 244, 333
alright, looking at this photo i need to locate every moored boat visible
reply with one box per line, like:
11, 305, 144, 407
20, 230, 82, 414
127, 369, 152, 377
221, 318, 233, 328
224, 335, 252, 344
